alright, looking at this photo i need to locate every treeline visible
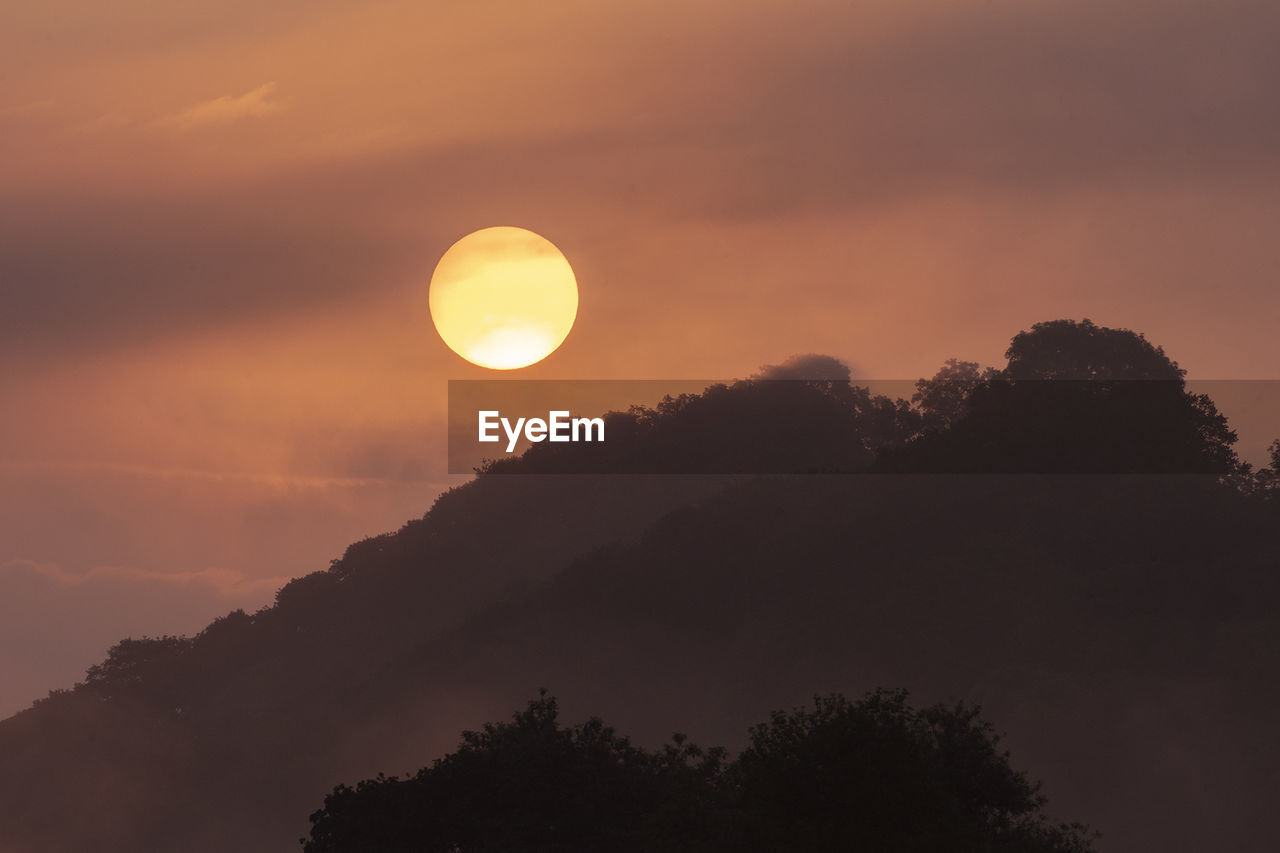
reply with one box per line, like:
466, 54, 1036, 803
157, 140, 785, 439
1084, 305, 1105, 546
479, 319, 1280, 481
303, 690, 1095, 853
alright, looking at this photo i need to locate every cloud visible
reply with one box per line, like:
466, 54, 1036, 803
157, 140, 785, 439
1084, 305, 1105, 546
157, 82, 282, 130
6, 558, 288, 600
5, 0, 1280, 366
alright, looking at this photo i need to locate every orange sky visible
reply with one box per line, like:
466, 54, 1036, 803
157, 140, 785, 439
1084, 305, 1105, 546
2, 0, 1279, 715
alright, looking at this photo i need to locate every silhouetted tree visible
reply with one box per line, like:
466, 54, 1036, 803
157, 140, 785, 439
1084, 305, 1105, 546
731, 690, 1094, 853
303, 691, 729, 853
1003, 318, 1184, 381
912, 358, 1000, 431
879, 319, 1240, 473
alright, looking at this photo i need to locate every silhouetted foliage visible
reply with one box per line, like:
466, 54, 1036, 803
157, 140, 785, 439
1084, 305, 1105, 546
474, 319, 1245, 477
1003, 318, 1185, 381
879, 319, 1241, 473
304, 691, 730, 853
1260, 439, 1280, 495
84, 636, 194, 696
913, 358, 1001, 432
1259, 435, 1280, 489
303, 691, 1094, 853
479, 377, 881, 474
1234, 437, 1280, 502
275, 570, 339, 610
732, 690, 1094, 853
476, 372, 928, 476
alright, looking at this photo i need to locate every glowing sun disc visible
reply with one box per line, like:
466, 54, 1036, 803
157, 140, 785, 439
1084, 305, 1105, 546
429, 226, 578, 369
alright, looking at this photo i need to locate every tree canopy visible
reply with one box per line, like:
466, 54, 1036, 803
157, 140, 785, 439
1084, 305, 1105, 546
1003, 318, 1185, 381
302, 691, 1095, 853
879, 319, 1241, 473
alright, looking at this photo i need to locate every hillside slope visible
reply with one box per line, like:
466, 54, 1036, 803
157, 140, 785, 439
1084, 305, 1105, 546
1, 324, 1275, 853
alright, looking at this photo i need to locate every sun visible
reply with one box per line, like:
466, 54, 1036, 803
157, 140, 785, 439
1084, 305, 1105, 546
429, 226, 579, 370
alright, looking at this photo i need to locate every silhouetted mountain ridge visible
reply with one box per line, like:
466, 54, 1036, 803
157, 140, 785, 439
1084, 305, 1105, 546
0, 319, 1276, 853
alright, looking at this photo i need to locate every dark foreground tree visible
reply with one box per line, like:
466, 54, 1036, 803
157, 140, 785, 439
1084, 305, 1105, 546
731, 690, 1095, 853
303, 691, 729, 853
302, 691, 1095, 853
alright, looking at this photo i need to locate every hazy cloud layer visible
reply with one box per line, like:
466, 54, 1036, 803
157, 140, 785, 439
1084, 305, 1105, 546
2, 0, 1278, 367
157, 82, 282, 129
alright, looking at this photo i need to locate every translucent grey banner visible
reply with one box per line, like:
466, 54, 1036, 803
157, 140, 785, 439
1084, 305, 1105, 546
447, 379, 1280, 475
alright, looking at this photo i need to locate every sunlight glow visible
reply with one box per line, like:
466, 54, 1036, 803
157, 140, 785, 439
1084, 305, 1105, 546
429, 227, 578, 370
